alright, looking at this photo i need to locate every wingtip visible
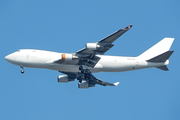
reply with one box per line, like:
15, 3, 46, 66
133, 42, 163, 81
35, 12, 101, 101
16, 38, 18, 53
114, 82, 120, 86
124, 25, 133, 30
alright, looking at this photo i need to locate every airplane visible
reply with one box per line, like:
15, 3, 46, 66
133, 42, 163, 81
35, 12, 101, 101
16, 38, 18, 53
5, 25, 174, 89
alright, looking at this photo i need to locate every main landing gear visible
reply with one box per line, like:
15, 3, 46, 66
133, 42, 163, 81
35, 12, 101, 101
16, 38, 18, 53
20, 66, 24, 74
77, 65, 92, 83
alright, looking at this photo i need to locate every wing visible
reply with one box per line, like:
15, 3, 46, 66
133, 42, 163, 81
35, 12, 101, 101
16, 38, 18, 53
89, 74, 120, 87
59, 71, 120, 88
76, 25, 133, 56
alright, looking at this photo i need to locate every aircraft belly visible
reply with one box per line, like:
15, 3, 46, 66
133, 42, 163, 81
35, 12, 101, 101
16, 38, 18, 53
47, 64, 80, 72
47, 63, 103, 73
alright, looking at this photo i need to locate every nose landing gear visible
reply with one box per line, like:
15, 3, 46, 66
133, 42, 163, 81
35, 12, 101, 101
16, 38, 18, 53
20, 66, 24, 74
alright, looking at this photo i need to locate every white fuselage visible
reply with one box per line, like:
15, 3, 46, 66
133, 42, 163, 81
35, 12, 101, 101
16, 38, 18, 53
5, 49, 168, 73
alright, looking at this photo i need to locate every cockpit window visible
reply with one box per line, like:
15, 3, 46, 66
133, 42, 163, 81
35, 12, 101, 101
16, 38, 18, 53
17, 50, 20, 52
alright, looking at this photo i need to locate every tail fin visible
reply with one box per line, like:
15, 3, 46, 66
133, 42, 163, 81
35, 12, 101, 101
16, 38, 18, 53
138, 37, 174, 60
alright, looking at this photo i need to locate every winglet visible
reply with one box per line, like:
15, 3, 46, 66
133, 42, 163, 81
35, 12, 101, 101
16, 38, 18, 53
114, 82, 120, 86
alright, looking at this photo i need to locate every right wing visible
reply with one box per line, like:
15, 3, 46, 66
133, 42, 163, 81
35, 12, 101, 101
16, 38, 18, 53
89, 74, 120, 86
59, 71, 120, 88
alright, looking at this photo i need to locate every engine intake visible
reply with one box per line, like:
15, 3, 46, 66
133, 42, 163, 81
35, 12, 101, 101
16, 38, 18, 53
86, 43, 100, 50
78, 81, 95, 88
57, 75, 74, 83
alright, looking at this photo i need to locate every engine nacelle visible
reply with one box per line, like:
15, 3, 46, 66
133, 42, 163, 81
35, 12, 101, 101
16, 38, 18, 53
78, 81, 95, 89
86, 43, 100, 50
62, 53, 73, 61
57, 75, 74, 83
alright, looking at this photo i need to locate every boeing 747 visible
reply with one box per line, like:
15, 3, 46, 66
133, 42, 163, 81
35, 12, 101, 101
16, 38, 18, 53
5, 25, 174, 88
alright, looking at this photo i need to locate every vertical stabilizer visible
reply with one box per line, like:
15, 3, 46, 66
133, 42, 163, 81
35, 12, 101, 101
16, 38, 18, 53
138, 38, 174, 60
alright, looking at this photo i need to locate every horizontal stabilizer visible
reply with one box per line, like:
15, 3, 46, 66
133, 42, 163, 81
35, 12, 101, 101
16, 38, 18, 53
147, 51, 174, 62
156, 65, 169, 71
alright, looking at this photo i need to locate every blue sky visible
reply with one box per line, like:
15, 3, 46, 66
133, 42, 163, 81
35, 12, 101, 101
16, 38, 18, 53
0, 0, 179, 120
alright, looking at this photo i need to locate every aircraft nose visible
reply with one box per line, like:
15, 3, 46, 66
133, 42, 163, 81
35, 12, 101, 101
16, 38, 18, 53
5, 53, 16, 63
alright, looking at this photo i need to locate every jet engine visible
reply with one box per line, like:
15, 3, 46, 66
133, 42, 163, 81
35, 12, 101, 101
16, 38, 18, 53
57, 75, 74, 83
78, 81, 95, 88
61, 53, 78, 61
61, 53, 73, 61
86, 43, 100, 50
